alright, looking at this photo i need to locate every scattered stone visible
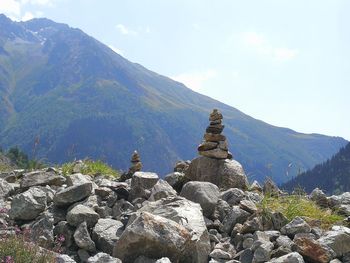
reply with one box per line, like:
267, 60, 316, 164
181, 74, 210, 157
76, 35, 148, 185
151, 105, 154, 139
294, 235, 335, 263
222, 206, 250, 234
263, 177, 281, 196
268, 252, 305, 263
66, 173, 93, 186
74, 221, 96, 252
20, 170, 65, 188
149, 179, 177, 201
310, 188, 329, 208
54, 221, 75, 248
9, 187, 47, 220
318, 227, 350, 257
180, 181, 220, 217
220, 188, 245, 206
129, 172, 159, 200
0, 178, 14, 198
56, 254, 77, 263
281, 217, 311, 237
239, 199, 258, 214
250, 180, 263, 192
66, 204, 99, 227
87, 252, 122, 263
54, 183, 93, 206
113, 211, 192, 263
92, 218, 124, 254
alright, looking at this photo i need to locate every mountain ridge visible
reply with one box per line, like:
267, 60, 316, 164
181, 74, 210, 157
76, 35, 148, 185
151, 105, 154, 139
0, 14, 347, 183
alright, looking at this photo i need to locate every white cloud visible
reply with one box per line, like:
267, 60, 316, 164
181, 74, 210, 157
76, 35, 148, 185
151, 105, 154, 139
242, 31, 298, 61
108, 44, 124, 55
21, 11, 34, 21
20, 0, 54, 6
116, 24, 138, 36
171, 69, 217, 91
0, 0, 21, 17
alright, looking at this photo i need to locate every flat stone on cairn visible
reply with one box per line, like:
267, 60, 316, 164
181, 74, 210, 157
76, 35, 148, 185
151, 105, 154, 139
198, 109, 231, 159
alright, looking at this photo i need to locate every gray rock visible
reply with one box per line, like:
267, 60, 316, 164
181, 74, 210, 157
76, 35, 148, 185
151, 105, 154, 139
263, 178, 281, 196
74, 221, 96, 252
113, 211, 193, 263
310, 188, 328, 208
164, 172, 186, 192
240, 199, 258, 214
129, 172, 159, 200
281, 217, 311, 236
186, 157, 249, 190
94, 187, 113, 198
252, 240, 274, 262
0, 178, 14, 198
30, 214, 54, 248
54, 183, 93, 206
138, 196, 211, 263
87, 252, 122, 263
92, 218, 124, 254
77, 249, 90, 263
250, 180, 262, 192
240, 248, 254, 263
56, 254, 77, 263
276, 235, 294, 249
112, 199, 135, 220
180, 181, 219, 217
133, 256, 172, 263
271, 212, 288, 230
20, 170, 65, 188
220, 188, 245, 206
10, 187, 47, 220
268, 252, 305, 263
222, 206, 250, 234
149, 179, 177, 201
66, 204, 99, 227
241, 217, 262, 234
318, 227, 350, 257
66, 173, 93, 186
210, 248, 232, 260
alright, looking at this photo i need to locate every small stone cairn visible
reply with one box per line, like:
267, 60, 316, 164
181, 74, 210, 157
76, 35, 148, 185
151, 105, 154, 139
198, 109, 232, 159
128, 150, 142, 175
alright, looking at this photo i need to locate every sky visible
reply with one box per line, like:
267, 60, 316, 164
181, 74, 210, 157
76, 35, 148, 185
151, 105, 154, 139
1, 0, 349, 140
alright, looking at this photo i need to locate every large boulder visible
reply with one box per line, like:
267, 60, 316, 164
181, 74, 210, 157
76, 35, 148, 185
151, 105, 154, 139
318, 226, 350, 257
294, 236, 335, 263
129, 172, 159, 200
92, 218, 124, 254
138, 196, 211, 262
180, 181, 219, 217
66, 204, 99, 227
185, 156, 249, 190
10, 187, 47, 220
53, 182, 93, 206
113, 212, 193, 263
20, 170, 65, 188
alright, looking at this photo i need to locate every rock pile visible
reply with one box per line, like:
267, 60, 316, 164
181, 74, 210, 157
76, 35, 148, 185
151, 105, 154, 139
198, 109, 232, 159
186, 109, 249, 190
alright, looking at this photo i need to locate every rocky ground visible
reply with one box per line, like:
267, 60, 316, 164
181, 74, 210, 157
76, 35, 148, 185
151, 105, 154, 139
0, 159, 349, 263
0, 110, 350, 263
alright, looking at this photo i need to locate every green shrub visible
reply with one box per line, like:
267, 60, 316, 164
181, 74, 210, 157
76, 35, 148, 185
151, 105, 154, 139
62, 159, 120, 178
259, 194, 344, 229
0, 235, 56, 263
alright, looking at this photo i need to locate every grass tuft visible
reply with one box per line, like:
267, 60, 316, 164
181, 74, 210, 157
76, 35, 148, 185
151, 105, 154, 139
61, 159, 120, 179
259, 194, 344, 229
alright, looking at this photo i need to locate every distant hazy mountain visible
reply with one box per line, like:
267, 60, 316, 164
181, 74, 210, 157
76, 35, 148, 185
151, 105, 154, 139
0, 14, 347, 183
282, 143, 350, 194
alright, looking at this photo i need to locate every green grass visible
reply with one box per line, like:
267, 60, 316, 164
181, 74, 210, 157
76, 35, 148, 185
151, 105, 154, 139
61, 159, 120, 179
259, 194, 344, 229
0, 235, 56, 263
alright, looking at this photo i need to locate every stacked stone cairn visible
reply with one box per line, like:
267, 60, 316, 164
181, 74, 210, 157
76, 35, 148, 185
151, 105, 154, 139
198, 109, 232, 159
128, 150, 142, 175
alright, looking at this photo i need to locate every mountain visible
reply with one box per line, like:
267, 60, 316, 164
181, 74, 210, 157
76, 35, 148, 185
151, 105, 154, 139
282, 142, 350, 194
0, 14, 347, 183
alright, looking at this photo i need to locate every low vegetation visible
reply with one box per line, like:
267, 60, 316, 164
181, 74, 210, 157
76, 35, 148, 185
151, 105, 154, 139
0, 234, 56, 263
260, 194, 344, 229
61, 159, 120, 178
0, 147, 45, 171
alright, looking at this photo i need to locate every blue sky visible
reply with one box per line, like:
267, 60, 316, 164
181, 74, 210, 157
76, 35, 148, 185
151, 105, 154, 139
1, 0, 349, 140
